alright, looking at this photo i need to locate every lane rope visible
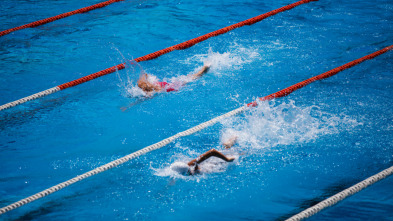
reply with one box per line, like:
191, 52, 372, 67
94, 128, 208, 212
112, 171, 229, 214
0, 87, 60, 110
1, 45, 391, 215
0, 0, 318, 111
248, 45, 393, 106
286, 165, 393, 221
0, 0, 124, 37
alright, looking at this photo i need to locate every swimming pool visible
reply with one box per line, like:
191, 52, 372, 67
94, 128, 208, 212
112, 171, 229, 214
0, 0, 392, 220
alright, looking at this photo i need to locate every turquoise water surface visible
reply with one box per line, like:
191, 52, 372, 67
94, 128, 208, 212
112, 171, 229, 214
0, 0, 392, 220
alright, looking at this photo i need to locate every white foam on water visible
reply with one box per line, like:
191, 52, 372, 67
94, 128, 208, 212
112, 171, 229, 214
152, 155, 193, 180
181, 44, 263, 76
220, 100, 361, 151
125, 85, 147, 97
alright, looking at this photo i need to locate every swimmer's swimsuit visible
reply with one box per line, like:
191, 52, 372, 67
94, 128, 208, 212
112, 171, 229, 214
157, 82, 176, 92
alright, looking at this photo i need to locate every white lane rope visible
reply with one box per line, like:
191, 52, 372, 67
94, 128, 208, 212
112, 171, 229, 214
0, 86, 60, 111
0, 106, 247, 215
286, 165, 393, 221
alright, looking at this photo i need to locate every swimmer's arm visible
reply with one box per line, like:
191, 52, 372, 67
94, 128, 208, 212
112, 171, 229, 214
188, 149, 234, 167
190, 64, 211, 80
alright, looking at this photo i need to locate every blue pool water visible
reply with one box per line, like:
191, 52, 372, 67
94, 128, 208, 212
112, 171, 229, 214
0, 0, 392, 220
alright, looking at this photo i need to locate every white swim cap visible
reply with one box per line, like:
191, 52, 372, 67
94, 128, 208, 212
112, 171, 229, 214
170, 162, 189, 175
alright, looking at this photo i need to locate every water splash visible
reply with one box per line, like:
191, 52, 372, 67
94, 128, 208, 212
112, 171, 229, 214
154, 100, 360, 179
220, 100, 361, 151
182, 44, 263, 75
110, 45, 148, 98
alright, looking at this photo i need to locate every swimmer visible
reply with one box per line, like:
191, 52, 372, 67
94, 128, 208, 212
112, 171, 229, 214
137, 64, 210, 96
171, 136, 238, 175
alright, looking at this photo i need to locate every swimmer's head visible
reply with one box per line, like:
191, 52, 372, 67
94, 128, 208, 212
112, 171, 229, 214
170, 162, 190, 175
137, 81, 154, 92
137, 73, 156, 92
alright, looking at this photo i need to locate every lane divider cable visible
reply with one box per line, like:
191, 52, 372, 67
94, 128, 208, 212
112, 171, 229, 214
286, 165, 393, 221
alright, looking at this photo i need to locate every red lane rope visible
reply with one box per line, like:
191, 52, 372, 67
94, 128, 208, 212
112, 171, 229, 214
57, 0, 318, 90
247, 45, 393, 107
0, 0, 124, 37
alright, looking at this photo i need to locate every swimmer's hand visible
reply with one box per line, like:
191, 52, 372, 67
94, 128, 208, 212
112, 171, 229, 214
227, 157, 235, 162
223, 136, 238, 149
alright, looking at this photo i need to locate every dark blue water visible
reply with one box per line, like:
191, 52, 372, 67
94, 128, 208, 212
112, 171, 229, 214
0, 0, 392, 220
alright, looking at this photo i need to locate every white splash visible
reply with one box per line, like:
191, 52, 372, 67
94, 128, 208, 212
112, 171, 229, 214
220, 100, 361, 150
181, 44, 263, 75
115, 58, 147, 98
125, 85, 147, 97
